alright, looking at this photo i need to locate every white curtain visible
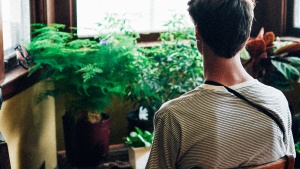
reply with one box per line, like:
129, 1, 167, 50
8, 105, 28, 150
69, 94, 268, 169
1, 0, 30, 56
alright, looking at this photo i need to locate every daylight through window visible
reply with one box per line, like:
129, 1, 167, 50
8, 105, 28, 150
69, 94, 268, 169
76, 0, 193, 37
295, 0, 300, 28
1, 0, 30, 58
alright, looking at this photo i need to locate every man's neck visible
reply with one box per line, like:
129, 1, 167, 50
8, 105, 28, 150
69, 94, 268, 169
203, 49, 254, 86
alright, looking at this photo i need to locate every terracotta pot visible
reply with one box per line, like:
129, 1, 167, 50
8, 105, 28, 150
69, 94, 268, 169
62, 113, 110, 168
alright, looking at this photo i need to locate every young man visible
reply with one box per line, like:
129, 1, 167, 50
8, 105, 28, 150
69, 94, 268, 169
146, 0, 296, 168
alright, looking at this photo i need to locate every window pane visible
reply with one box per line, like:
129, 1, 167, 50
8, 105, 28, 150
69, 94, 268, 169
76, 0, 193, 37
295, 0, 300, 28
153, 0, 192, 31
1, 0, 30, 57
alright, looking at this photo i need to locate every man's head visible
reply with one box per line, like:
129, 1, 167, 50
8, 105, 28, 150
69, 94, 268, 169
188, 0, 255, 58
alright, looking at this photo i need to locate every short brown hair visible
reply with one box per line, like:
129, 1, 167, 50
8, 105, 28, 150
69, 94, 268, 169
188, 0, 255, 58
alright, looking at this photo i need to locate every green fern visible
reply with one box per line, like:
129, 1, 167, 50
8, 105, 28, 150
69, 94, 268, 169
27, 21, 143, 115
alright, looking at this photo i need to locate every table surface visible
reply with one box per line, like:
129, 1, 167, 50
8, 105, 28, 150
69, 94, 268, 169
57, 144, 132, 169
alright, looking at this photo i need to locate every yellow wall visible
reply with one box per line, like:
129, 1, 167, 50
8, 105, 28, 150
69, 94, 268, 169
0, 80, 133, 168
0, 81, 57, 169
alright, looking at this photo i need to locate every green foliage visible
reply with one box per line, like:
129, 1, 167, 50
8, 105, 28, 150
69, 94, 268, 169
267, 41, 300, 90
271, 59, 300, 82
242, 39, 300, 91
296, 141, 300, 154
125, 127, 154, 148
126, 14, 204, 118
95, 13, 139, 41
28, 14, 204, 122
27, 19, 143, 115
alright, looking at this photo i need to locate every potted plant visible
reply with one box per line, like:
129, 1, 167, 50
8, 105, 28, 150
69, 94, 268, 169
27, 19, 142, 167
125, 127, 153, 169
242, 28, 300, 91
126, 14, 204, 132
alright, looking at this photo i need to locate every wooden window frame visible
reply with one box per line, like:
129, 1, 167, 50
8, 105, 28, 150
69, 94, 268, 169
0, 0, 4, 80
286, 0, 300, 37
0, 0, 49, 101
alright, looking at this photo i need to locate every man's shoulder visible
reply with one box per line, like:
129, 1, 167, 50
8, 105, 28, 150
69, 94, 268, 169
241, 80, 285, 98
154, 88, 204, 118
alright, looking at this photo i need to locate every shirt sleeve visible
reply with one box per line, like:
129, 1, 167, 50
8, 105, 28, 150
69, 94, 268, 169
146, 111, 181, 169
286, 106, 296, 157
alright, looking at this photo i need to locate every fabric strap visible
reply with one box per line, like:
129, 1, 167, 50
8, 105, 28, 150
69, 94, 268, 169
204, 80, 285, 140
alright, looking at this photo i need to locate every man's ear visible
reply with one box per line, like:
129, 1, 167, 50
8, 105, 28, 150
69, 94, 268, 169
195, 26, 201, 40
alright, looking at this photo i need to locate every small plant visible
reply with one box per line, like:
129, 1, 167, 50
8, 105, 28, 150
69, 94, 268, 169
242, 28, 300, 90
125, 127, 154, 148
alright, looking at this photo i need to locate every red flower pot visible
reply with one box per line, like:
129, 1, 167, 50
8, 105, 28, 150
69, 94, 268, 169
62, 113, 110, 167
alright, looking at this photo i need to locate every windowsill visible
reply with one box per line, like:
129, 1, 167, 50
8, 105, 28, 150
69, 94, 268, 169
280, 36, 300, 42
0, 66, 40, 101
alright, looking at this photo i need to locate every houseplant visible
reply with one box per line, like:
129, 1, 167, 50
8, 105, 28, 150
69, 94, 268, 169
125, 127, 154, 169
126, 15, 204, 132
27, 19, 142, 167
242, 28, 300, 91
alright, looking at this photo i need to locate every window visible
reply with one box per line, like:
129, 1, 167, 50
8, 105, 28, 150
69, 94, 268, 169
287, 0, 300, 36
76, 0, 193, 37
1, 0, 30, 58
295, 0, 300, 28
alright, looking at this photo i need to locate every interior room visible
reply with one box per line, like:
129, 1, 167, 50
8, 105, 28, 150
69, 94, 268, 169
0, 0, 300, 168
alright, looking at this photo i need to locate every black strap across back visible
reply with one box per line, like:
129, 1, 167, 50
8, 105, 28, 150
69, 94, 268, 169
204, 80, 285, 141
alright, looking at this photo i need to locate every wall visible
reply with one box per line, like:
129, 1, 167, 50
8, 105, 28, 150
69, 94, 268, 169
0, 78, 137, 168
252, 0, 286, 36
0, 81, 57, 169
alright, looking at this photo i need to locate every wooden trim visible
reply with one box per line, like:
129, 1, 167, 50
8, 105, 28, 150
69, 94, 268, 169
281, 0, 288, 35
0, 0, 4, 80
30, 0, 48, 24
252, 0, 287, 36
47, 0, 55, 24
70, 0, 77, 33
0, 67, 41, 101
54, 0, 77, 33
138, 33, 161, 43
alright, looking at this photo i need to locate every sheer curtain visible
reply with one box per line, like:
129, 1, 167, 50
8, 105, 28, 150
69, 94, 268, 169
1, 0, 30, 57
76, 0, 193, 37
295, 0, 300, 28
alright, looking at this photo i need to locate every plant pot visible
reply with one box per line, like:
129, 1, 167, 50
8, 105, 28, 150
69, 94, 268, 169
62, 113, 110, 168
128, 147, 151, 169
126, 109, 153, 134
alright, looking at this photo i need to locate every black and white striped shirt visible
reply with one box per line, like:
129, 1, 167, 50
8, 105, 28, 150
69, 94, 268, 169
146, 79, 295, 169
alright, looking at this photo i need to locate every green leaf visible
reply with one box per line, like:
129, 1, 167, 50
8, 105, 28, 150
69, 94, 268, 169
296, 142, 300, 153
271, 60, 300, 81
283, 57, 300, 69
241, 49, 250, 60
135, 127, 144, 136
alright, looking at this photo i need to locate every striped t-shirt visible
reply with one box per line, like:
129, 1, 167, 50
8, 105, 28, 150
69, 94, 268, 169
146, 79, 295, 169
